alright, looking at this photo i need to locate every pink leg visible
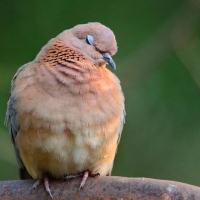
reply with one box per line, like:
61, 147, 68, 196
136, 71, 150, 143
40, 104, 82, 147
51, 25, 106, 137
79, 171, 89, 189
31, 177, 53, 198
44, 176, 53, 199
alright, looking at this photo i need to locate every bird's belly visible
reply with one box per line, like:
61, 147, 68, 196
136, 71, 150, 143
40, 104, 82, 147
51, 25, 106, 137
17, 124, 118, 179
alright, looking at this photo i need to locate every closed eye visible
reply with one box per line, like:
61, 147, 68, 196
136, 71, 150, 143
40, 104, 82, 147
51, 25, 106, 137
86, 35, 94, 45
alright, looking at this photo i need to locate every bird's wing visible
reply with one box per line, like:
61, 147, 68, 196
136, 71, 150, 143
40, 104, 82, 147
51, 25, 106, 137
5, 63, 32, 179
117, 108, 126, 145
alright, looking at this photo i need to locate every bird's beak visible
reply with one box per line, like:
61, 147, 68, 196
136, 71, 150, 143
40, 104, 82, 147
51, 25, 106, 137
102, 52, 116, 70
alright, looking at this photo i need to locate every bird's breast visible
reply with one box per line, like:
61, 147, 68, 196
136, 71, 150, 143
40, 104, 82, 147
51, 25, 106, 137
15, 65, 124, 141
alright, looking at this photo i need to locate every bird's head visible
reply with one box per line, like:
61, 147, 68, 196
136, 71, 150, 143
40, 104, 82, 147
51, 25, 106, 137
61, 22, 118, 70
36, 22, 117, 70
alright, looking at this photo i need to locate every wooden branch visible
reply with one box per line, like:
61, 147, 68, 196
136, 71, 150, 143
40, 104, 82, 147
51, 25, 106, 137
1, 176, 200, 199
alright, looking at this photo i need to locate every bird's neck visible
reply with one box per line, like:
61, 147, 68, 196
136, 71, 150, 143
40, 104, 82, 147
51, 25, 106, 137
44, 60, 99, 86
36, 39, 101, 85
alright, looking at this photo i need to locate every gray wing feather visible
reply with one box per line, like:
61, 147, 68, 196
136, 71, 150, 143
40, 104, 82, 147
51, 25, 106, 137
5, 63, 30, 169
6, 94, 18, 143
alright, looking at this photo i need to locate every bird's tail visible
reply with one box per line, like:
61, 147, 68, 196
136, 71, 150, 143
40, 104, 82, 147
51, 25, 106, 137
19, 167, 32, 180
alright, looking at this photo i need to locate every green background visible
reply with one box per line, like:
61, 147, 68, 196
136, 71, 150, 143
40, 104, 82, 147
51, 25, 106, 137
1, 0, 200, 186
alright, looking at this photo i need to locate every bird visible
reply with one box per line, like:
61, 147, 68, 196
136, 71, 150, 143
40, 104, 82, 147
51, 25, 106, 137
5, 22, 125, 198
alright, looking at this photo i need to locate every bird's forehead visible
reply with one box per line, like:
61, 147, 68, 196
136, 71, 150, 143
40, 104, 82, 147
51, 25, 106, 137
71, 22, 117, 55
72, 23, 110, 38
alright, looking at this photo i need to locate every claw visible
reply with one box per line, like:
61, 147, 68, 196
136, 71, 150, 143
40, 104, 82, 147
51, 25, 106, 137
46, 189, 53, 199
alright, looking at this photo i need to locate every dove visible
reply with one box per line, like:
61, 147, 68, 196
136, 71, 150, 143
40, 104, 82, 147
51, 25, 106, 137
6, 22, 125, 198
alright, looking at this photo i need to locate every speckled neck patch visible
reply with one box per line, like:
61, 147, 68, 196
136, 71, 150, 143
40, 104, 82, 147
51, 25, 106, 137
40, 40, 86, 67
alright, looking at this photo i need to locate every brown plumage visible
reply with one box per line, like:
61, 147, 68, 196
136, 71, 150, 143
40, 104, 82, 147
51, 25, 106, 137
6, 22, 125, 197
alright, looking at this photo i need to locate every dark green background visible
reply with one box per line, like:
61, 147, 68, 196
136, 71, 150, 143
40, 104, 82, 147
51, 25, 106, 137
1, 0, 200, 186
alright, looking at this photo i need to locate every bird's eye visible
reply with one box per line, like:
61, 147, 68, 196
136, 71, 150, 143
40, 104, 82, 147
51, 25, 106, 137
86, 35, 94, 45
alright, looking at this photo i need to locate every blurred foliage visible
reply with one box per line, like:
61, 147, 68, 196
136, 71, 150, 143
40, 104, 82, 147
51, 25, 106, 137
1, 0, 200, 186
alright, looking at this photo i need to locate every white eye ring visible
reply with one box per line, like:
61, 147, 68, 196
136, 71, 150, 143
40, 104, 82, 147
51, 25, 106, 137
86, 35, 94, 45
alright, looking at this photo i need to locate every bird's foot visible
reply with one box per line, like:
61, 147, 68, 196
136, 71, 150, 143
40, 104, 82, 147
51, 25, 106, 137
63, 172, 84, 181
79, 171, 89, 189
64, 171, 100, 189
44, 177, 53, 199
89, 172, 100, 178
32, 176, 53, 199
32, 179, 41, 190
